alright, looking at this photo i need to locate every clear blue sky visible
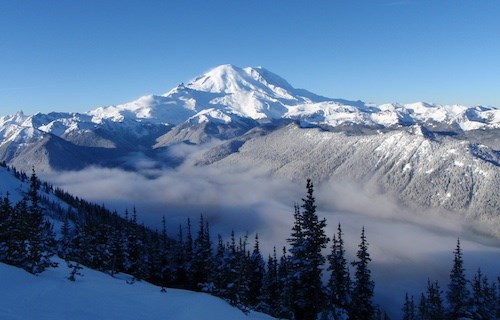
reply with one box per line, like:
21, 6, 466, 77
1, 0, 499, 115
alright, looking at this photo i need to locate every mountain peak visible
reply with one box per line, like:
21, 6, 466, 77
186, 64, 255, 93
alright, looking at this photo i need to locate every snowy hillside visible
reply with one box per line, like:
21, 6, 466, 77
0, 260, 273, 320
200, 124, 500, 235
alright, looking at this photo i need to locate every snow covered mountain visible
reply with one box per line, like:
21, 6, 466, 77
0, 64, 499, 234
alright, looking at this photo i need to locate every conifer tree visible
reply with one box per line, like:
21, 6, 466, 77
277, 246, 292, 319
469, 268, 496, 320
425, 280, 445, 319
417, 293, 428, 320
25, 167, 56, 274
326, 223, 351, 317
262, 247, 279, 316
159, 215, 172, 288
59, 216, 71, 260
287, 179, 328, 320
174, 224, 188, 288
447, 238, 470, 319
350, 226, 374, 320
247, 233, 265, 309
402, 293, 416, 320
0, 194, 12, 260
191, 214, 213, 291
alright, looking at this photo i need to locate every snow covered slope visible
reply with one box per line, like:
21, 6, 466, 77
0, 260, 273, 320
200, 124, 500, 236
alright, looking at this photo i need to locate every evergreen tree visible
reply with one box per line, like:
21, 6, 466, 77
125, 208, 146, 281
0, 194, 12, 260
59, 215, 71, 260
469, 268, 496, 320
221, 230, 241, 306
417, 293, 429, 320
25, 167, 56, 274
277, 246, 292, 319
159, 215, 172, 288
67, 221, 86, 265
446, 238, 470, 319
287, 179, 328, 320
425, 280, 445, 320
262, 247, 280, 316
402, 293, 416, 320
212, 234, 227, 297
247, 233, 265, 309
191, 214, 213, 291
326, 223, 350, 318
173, 224, 188, 288
350, 226, 374, 320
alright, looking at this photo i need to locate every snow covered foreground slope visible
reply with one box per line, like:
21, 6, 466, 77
0, 260, 274, 320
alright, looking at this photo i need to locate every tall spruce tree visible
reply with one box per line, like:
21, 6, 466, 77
425, 280, 445, 320
191, 214, 213, 291
262, 247, 280, 316
277, 246, 293, 319
326, 223, 351, 318
287, 179, 328, 320
402, 293, 416, 320
447, 238, 470, 319
247, 233, 265, 309
0, 194, 12, 261
26, 167, 56, 274
350, 227, 374, 320
469, 268, 497, 320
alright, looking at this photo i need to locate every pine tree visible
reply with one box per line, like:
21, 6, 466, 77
247, 233, 265, 309
173, 224, 188, 288
191, 214, 213, 291
350, 226, 374, 320
277, 246, 293, 319
59, 216, 71, 260
417, 292, 428, 320
25, 167, 56, 274
326, 223, 351, 318
425, 280, 445, 319
446, 238, 470, 319
469, 268, 497, 320
402, 293, 416, 320
159, 215, 172, 288
287, 179, 328, 320
262, 247, 280, 316
0, 194, 12, 261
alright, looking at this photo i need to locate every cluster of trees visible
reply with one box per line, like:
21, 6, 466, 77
0, 168, 379, 319
402, 239, 500, 320
0, 168, 57, 274
0, 164, 499, 320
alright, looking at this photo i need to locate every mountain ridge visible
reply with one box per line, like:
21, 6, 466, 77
0, 64, 498, 236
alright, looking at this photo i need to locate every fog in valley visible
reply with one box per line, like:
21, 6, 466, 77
42, 148, 500, 316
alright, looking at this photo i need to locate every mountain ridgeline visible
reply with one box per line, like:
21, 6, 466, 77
0, 64, 499, 235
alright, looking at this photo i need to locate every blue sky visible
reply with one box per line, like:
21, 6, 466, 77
1, 0, 499, 115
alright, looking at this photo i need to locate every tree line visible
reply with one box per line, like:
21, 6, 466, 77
0, 164, 499, 320
402, 238, 500, 320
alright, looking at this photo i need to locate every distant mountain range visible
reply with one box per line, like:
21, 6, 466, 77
1, 64, 499, 235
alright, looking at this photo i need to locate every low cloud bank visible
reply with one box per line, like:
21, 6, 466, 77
42, 152, 500, 318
